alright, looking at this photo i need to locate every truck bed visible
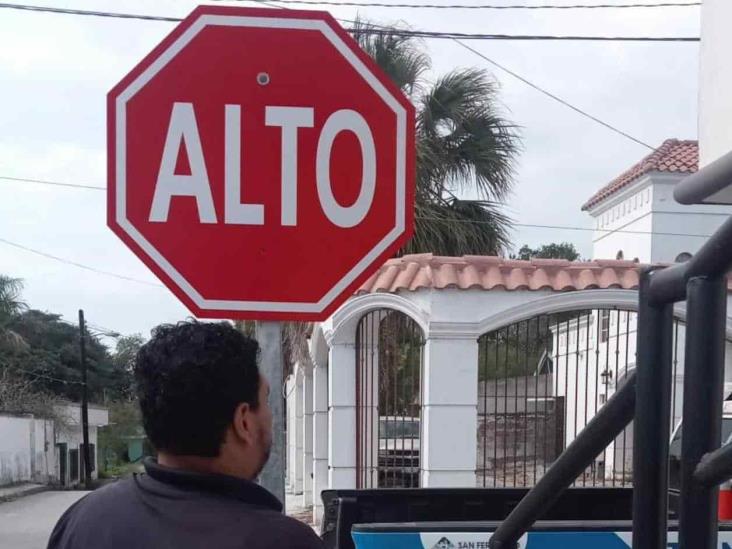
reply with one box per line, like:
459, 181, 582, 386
321, 488, 637, 549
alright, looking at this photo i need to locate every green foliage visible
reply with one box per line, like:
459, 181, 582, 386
98, 399, 146, 472
1, 309, 128, 402
479, 321, 554, 381
515, 242, 581, 261
352, 19, 520, 256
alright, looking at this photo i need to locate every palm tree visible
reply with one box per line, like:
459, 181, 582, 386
0, 275, 26, 350
279, 23, 520, 371
351, 20, 520, 256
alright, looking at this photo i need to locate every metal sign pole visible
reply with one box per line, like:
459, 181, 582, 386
256, 320, 286, 509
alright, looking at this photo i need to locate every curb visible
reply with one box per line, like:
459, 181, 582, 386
0, 485, 50, 504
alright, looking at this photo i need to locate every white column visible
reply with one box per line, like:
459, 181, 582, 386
302, 366, 314, 507
294, 370, 304, 495
421, 335, 479, 487
286, 375, 297, 493
313, 361, 329, 525
328, 342, 357, 488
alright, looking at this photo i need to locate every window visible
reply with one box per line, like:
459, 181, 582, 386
600, 310, 611, 343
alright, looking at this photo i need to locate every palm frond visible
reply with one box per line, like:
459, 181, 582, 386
418, 68, 520, 202
0, 275, 26, 330
350, 17, 430, 96
402, 197, 512, 256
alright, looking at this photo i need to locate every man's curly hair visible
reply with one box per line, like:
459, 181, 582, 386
134, 321, 260, 457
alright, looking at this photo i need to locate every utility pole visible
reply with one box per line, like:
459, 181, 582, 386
255, 321, 285, 508
79, 309, 92, 489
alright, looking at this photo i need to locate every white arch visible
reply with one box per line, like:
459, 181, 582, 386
475, 288, 732, 340
323, 292, 429, 346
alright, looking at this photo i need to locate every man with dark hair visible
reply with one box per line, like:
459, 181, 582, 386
48, 321, 323, 549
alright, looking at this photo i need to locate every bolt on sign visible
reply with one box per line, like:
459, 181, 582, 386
108, 6, 415, 320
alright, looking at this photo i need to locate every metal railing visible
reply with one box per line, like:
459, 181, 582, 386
488, 150, 732, 549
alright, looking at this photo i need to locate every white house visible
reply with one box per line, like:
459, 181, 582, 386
0, 402, 108, 488
582, 139, 732, 264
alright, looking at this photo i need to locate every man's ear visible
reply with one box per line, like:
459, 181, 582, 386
232, 402, 253, 444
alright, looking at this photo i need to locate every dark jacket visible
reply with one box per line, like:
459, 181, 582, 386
47, 459, 323, 549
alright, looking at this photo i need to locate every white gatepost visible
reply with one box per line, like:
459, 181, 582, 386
286, 374, 297, 493
302, 365, 314, 507
421, 333, 479, 487
313, 361, 329, 524
328, 342, 357, 488
295, 369, 304, 495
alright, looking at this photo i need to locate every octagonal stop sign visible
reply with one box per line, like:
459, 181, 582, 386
108, 6, 415, 320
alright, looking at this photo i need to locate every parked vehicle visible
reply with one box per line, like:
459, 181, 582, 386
378, 416, 420, 488
321, 488, 732, 549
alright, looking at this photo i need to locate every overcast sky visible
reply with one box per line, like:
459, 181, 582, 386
0, 0, 700, 341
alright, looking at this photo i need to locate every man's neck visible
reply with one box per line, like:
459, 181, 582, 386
157, 452, 254, 481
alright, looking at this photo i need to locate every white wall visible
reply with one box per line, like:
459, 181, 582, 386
589, 174, 732, 263
0, 415, 56, 486
699, 0, 732, 166
589, 180, 654, 261
650, 178, 732, 262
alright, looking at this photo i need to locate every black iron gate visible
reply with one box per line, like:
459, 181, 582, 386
355, 309, 424, 489
478, 308, 685, 488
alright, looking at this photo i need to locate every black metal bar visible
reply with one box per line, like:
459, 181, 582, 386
533, 316, 542, 486
678, 276, 727, 549
621, 310, 631, 485
632, 268, 674, 549
674, 147, 732, 205
523, 319, 530, 487
503, 326, 510, 486
487, 370, 636, 549
649, 215, 732, 304
695, 442, 732, 488
574, 313, 581, 485
583, 311, 591, 487
494, 330, 500, 488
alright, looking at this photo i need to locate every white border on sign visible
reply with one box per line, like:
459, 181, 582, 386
115, 14, 407, 313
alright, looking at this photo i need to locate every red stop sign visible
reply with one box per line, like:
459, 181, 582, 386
108, 6, 415, 320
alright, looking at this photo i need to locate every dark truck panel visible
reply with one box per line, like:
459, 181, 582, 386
320, 488, 635, 549
351, 522, 732, 549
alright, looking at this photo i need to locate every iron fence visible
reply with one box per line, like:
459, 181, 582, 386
477, 308, 684, 488
355, 309, 424, 489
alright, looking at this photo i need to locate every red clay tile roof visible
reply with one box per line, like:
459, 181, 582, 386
582, 139, 698, 211
356, 254, 642, 294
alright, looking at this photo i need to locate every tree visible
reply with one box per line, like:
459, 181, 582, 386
515, 242, 580, 261
0, 275, 27, 350
109, 334, 145, 401
3, 310, 130, 403
351, 20, 520, 256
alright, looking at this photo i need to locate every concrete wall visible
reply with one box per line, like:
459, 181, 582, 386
699, 0, 732, 166
0, 415, 55, 486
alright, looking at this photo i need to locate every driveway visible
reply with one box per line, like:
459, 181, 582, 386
0, 491, 88, 549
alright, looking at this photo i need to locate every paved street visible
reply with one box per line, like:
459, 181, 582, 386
0, 491, 88, 549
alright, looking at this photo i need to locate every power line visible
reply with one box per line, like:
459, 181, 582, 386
0, 236, 163, 287
260, 1, 658, 148
415, 215, 713, 238
0, 3, 699, 41
241, 0, 701, 9
8, 366, 86, 386
0, 172, 717, 238
0, 2, 182, 22
0, 175, 105, 191
451, 39, 655, 149
0, 3, 682, 148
